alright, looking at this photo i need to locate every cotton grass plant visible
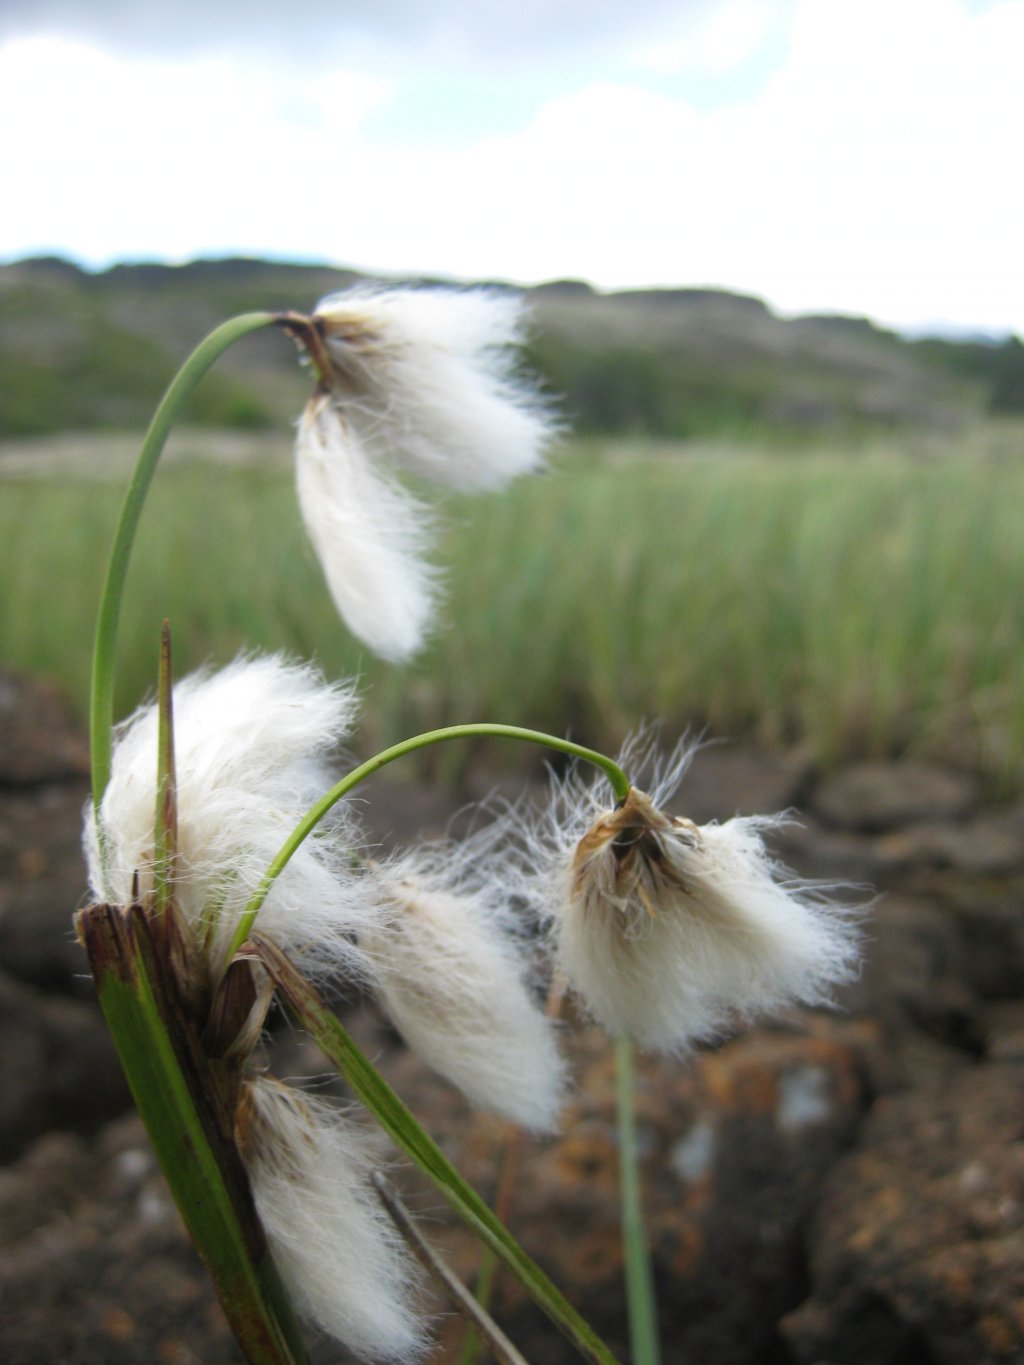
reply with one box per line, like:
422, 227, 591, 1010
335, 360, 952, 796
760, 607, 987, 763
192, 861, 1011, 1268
76, 285, 858, 1364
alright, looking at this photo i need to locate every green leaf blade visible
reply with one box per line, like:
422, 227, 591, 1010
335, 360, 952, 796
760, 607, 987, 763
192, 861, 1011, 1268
250, 934, 620, 1365
79, 903, 307, 1365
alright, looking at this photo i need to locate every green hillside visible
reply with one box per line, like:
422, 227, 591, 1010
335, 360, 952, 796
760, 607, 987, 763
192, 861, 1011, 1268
1, 255, 1020, 439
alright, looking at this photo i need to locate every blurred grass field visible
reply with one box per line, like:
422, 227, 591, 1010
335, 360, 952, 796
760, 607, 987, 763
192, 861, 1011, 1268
2, 432, 1022, 787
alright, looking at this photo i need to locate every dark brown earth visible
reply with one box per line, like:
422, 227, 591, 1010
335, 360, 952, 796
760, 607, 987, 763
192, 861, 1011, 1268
2, 668, 1023, 1364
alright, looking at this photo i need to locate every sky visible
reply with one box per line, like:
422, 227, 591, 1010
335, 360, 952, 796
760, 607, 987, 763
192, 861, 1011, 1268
1, 0, 1021, 336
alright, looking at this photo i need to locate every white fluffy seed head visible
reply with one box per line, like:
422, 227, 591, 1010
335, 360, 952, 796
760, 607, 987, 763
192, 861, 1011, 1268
83, 654, 371, 981
238, 1077, 427, 1363
295, 394, 439, 661
360, 841, 567, 1133
532, 754, 861, 1052
313, 285, 557, 490
298, 286, 556, 659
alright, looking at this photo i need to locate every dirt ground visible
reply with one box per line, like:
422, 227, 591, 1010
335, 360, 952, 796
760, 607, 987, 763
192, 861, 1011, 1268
2, 667, 1023, 1364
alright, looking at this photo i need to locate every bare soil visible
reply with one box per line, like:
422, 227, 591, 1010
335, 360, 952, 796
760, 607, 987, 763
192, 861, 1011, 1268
2, 668, 1022, 1364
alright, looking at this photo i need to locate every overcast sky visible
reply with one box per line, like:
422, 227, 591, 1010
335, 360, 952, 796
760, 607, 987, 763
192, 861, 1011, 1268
2, 0, 1020, 335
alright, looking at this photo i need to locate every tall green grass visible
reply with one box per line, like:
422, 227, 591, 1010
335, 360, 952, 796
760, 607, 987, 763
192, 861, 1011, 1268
2, 442, 1022, 785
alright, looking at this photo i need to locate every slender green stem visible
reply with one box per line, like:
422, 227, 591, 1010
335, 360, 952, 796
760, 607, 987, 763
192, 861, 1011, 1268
90, 311, 279, 818
227, 723, 630, 960
459, 1252, 500, 1365
614, 1035, 661, 1365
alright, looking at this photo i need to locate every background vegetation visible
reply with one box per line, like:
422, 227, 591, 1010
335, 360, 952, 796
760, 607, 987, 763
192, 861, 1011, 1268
2, 256, 1022, 440
2, 256, 1022, 788
2, 435, 1022, 788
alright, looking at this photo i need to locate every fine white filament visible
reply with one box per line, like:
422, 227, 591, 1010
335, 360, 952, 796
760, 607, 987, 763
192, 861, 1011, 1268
361, 848, 567, 1132
83, 654, 370, 979
313, 285, 554, 489
295, 286, 557, 659
238, 1077, 427, 1362
295, 395, 439, 661
533, 754, 859, 1051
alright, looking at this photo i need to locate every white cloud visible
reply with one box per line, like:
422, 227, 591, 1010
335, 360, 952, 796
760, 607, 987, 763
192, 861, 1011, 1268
0, 36, 391, 262
633, 0, 789, 76
0, 0, 717, 69
698, 0, 784, 72
1, 0, 1022, 333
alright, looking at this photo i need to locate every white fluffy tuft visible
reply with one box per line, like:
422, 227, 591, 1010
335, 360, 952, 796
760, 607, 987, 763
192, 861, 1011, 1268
295, 395, 439, 661
238, 1077, 427, 1363
83, 654, 371, 980
313, 285, 557, 490
360, 837, 567, 1133
528, 748, 861, 1052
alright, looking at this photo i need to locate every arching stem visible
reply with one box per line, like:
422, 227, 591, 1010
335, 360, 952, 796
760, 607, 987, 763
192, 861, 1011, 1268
227, 722, 630, 960
90, 310, 295, 820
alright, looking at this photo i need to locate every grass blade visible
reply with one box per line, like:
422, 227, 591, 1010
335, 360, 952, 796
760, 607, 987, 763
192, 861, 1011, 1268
249, 933, 621, 1365
78, 902, 307, 1364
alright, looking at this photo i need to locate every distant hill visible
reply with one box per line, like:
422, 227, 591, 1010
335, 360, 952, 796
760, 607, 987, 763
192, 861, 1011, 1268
1, 255, 1021, 439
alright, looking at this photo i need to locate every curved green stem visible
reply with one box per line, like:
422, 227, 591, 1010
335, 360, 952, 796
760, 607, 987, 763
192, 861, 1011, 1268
90, 311, 280, 818
615, 1035, 661, 1365
228, 722, 630, 960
